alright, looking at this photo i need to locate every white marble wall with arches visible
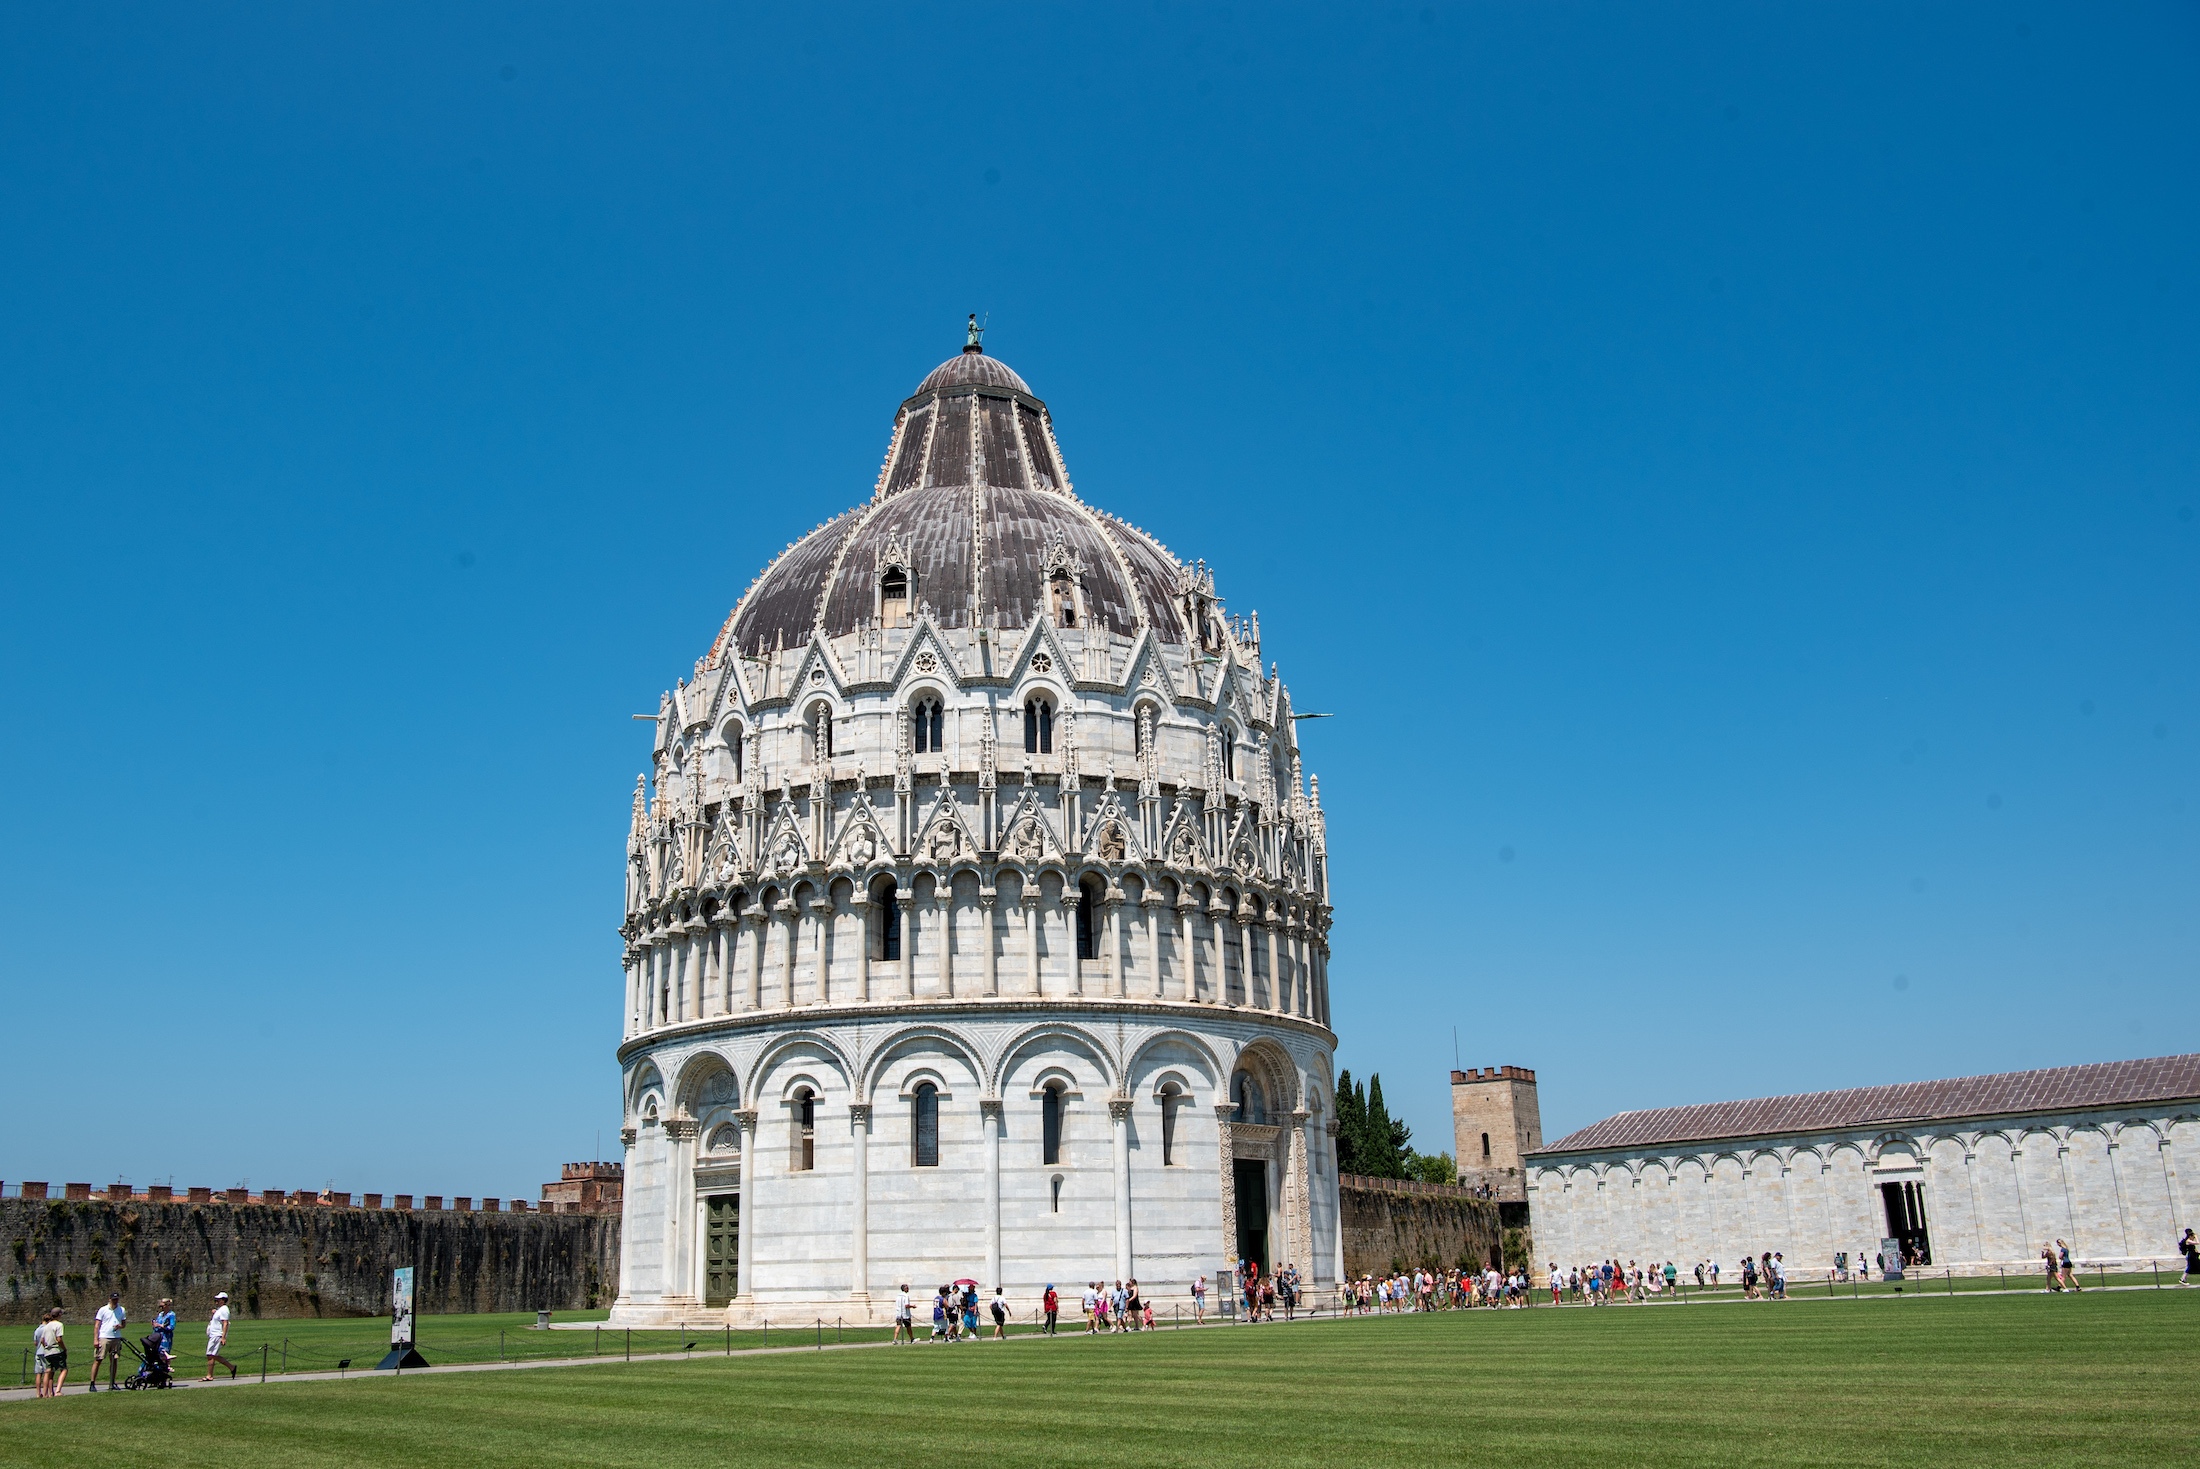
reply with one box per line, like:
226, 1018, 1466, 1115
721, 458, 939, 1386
610, 1011, 1339, 1325
1526, 1108, 2198, 1276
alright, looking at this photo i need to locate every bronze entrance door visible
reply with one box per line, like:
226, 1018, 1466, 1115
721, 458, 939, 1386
705, 1193, 739, 1306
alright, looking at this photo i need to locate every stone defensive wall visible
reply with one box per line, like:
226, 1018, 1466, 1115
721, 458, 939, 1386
1, 1197, 620, 1326
1338, 1175, 1507, 1277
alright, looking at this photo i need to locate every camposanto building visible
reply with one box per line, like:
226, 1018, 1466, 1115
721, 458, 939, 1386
1524, 1054, 2200, 1276
609, 327, 1340, 1325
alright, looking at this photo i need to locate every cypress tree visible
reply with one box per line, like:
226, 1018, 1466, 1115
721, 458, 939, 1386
1334, 1070, 1366, 1175
1365, 1074, 1411, 1179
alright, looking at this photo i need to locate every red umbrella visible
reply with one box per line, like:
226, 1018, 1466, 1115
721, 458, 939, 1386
952, 1278, 979, 1287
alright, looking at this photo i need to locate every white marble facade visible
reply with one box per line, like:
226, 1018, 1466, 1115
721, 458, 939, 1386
608, 332, 1340, 1325
1528, 1084, 2199, 1276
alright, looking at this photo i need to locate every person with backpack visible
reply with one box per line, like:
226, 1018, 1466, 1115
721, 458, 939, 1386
989, 1287, 1012, 1340
2179, 1228, 2199, 1286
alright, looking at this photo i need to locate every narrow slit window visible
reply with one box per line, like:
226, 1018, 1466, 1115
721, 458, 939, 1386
875, 882, 901, 962
1024, 699, 1054, 755
1481, 1132, 1491, 1161
1041, 1084, 1064, 1166
795, 1089, 816, 1172
1160, 1086, 1180, 1166
913, 1083, 940, 1167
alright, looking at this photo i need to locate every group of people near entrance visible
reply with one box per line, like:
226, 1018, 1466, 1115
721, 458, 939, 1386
1345, 1266, 1531, 1312
28, 1291, 236, 1398
1232, 1261, 1302, 1321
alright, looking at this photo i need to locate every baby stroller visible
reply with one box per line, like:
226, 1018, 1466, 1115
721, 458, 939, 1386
122, 1331, 174, 1389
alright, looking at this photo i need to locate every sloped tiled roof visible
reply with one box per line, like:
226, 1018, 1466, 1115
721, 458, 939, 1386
1534, 1054, 2200, 1156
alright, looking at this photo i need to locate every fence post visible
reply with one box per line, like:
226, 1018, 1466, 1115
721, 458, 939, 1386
625, 1328, 630, 1362
1945, 1270, 1953, 1296
816, 1319, 822, 1351
594, 1326, 599, 1356
1998, 1269, 2005, 1292
2153, 1263, 2161, 1289
260, 1344, 268, 1383
499, 1329, 505, 1363
2097, 1265, 2106, 1292
725, 1325, 730, 1356
281, 1338, 288, 1375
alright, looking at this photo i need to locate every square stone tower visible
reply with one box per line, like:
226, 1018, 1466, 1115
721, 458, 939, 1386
1451, 1066, 1542, 1202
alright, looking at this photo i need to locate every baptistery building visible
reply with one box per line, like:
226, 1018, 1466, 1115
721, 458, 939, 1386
609, 326, 1340, 1324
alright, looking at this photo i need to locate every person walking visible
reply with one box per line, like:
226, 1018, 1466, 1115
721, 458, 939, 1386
32, 1310, 66, 1398
2057, 1241, 2081, 1292
202, 1292, 237, 1380
990, 1287, 1012, 1340
2179, 1228, 2199, 1286
1191, 1274, 1207, 1323
1043, 1283, 1060, 1334
89, 1293, 127, 1391
2041, 1243, 2061, 1292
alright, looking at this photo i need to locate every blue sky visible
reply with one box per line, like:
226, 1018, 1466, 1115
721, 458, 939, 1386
2, 3, 2193, 1199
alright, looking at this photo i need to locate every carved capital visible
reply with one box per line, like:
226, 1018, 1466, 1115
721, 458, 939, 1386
619, 1127, 639, 1148
847, 1103, 872, 1125
1324, 1118, 1340, 1138
733, 1108, 759, 1134
662, 1118, 699, 1141
979, 1097, 1005, 1118
1214, 1102, 1241, 1121
1109, 1097, 1134, 1122
1290, 1108, 1310, 1124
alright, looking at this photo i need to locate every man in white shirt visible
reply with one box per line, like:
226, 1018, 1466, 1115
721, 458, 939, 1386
91, 1293, 127, 1390
892, 1284, 914, 1345
202, 1293, 237, 1380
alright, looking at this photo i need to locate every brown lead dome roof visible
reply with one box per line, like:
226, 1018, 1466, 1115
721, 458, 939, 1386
716, 341, 1190, 657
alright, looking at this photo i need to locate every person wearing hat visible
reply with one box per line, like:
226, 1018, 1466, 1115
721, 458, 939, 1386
202, 1293, 237, 1380
90, 1293, 126, 1390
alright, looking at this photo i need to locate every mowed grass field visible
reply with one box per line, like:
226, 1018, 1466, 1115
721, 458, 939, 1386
9, 1291, 2195, 1468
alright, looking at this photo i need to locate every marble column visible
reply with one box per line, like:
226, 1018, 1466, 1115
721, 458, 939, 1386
615, 1126, 639, 1302
1177, 903, 1199, 1001
733, 1109, 759, 1303
812, 895, 835, 1005
712, 917, 732, 1015
980, 893, 999, 997
982, 1098, 1004, 1288
1212, 903, 1234, 1006
778, 901, 799, 1009
1266, 920, 1284, 1014
851, 892, 872, 1002
1289, 1109, 1313, 1272
1325, 1117, 1343, 1285
847, 1103, 871, 1303
1022, 890, 1042, 996
745, 913, 766, 1012
1143, 896, 1165, 999
935, 881, 954, 997
662, 1119, 699, 1305
1061, 894, 1081, 996
898, 892, 916, 999
1215, 1103, 1240, 1276
1237, 908, 1256, 1010
623, 958, 639, 1039
1104, 894, 1124, 997
1110, 1097, 1134, 1281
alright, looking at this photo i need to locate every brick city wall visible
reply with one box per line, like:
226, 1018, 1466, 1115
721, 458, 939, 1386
1339, 1175, 1507, 1277
0, 1198, 621, 1326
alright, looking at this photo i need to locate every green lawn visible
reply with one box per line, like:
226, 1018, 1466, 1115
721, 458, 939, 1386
9, 1290, 2195, 1467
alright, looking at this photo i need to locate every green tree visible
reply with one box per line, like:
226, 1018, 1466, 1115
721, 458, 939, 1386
1334, 1070, 1367, 1175
1406, 1151, 1457, 1187
1363, 1075, 1411, 1179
